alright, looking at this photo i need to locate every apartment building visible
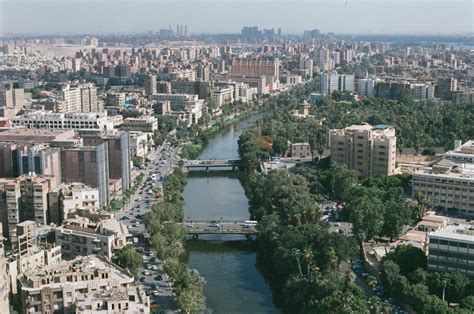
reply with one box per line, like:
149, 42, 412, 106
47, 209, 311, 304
291, 143, 311, 158
329, 124, 397, 177
121, 116, 158, 132
60, 144, 110, 207
6, 221, 62, 295
48, 183, 100, 225
80, 130, 131, 190
320, 71, 355, 95
105, 92, 126, 109
129, 132, 149, 159
0, 226, 9, 313
11, 111, 118, 131
144, 74, 157, 95
74, 286, 149, 314
428, 224, 474, 276
231, 57, 279, 80
356, 78, 378, 97
18, 255, 134, 314
61, 83, 99, 113
411, 82, 435, 100
0, 85, 25, 118
171, 80, 210, 99
55, 217, 131, 260
0, 176, 52, 243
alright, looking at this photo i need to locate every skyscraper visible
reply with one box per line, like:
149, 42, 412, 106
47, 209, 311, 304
144, 74, 157, 95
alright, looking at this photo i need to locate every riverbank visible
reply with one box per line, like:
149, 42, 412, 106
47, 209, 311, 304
180, 104, 271, 160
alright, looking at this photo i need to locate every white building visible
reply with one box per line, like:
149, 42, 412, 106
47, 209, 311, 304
320, 71, 354, 95
411, 82, 435, 100
211, 85, 234, 107
357, 78, 378, 97
11, 110, 119, 131
121, 117, 158, 133
129, 131, 149, 159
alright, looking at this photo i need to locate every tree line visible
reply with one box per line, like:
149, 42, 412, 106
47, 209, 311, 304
144, 168, 206, 312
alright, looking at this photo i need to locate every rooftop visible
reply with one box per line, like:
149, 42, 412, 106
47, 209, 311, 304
429, 224, 474, 242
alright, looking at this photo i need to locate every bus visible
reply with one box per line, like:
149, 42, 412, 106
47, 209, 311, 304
244, 220, 258, 225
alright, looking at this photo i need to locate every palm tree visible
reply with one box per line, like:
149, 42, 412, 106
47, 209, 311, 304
327, 248, 338, 281
367, 275, 378, 298
344, 270, 354, 289
302, 247, 315, 276
290, 248, 303, 277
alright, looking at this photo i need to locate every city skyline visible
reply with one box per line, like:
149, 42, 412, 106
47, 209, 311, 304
0, 0, 473, 36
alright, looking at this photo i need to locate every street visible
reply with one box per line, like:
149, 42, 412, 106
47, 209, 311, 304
114, 136, 181, 313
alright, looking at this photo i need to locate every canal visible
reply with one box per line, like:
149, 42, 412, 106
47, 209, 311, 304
183, 111, 279, 313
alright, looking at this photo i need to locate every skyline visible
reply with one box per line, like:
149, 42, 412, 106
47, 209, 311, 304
1, 0, 473, 36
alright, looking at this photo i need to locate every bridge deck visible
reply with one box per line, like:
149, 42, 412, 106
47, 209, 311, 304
181, 221, 257, 235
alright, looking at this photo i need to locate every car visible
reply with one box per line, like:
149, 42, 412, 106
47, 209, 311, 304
152, 283, 159, 290
155, 274, 163, 281
151, 290, 159, 297
209, 223, 220, 228
140, 277, 146, 282
152, 265, 158, 271
127, 225, 132, 229
147, 264, 153, 270
142, 270, 150, 276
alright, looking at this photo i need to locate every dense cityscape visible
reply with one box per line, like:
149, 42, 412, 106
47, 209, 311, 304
0, 1, 473, 313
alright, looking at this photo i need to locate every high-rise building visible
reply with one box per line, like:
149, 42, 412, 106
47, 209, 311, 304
320, 71, 355, 95
231, 57, 280, 81
0, 226, 9, 313
81, 130, 131, 190
357, 78, 378, 97
436, 77, 458, 100
144, 74, 157, 95
329, 124, 397, 177
0, 85, 25, 118
61, 83, 98, 113
2, 42, 14, 54
60, 144, 110, 207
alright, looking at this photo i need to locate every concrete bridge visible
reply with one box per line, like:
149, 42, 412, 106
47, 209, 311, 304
181, 220, 257, 238
183, 159, 242, 172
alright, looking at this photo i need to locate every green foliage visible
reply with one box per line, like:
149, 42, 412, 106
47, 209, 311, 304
143, 169, 206, 312
113, 245, 143, 278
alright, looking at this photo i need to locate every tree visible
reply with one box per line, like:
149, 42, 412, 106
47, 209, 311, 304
345, 195, 385, 241
367, 275, 378, 298
414, 191, 430, 219
384, 245, 427, 276
113, 245, 143, 278
460, 296, 474, 310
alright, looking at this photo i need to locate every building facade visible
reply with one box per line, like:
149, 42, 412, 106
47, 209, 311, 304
329, 124, 397, 177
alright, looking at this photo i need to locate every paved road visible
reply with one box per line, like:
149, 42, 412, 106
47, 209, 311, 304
114, 136, 181, 313
184, 221, 257, 234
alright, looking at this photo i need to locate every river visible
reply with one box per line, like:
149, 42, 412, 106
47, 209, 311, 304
183, 111, 279, 313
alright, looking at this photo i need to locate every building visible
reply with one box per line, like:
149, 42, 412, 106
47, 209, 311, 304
170, 80, 210, 99
231, 57, 280, 81
48, 183, 100, 225
320, 71, 355, 95
329, 124, 397, 177
60, 144, 110, 207
436, 77, 458, 100
291, 143, 311, 158
105, 92, 125, 109
5, 221, 62, 294
357, 78, 377, 97
428, 224, 474, 276
211, 85, 234, 107
0, 226, 9, 313
0, 85, 25, 118
411, 82, 435, 100
81, 130, 131, 190
121, 117, 158, 133
11, 111, 118, 131
61, 83, 99, 113
18, 255, 134, 314
74, 286, 149, 314
144, 74, 157, 95
55, 217, 131, 260
129, 132, 149, 159
0, 176, 52, 243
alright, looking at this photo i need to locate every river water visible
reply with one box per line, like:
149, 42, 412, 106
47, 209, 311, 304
183, 111, 279, 313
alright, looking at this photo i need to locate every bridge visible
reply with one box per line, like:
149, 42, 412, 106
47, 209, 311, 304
183, 159, 242, 172
181, 220, 257, 238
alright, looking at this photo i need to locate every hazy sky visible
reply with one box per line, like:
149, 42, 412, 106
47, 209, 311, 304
0, 0, 473, 35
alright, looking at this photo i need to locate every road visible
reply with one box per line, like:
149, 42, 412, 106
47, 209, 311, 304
183, 221, 258, 235
114, 136, 181, 313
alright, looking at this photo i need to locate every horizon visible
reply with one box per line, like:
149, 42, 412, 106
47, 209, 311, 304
1, 0, 473, 36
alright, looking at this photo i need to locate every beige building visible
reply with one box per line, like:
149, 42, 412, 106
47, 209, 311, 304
0, 226, 10, 313
62, 82, 99, 113
121, 117, 158, 133
129, 131, 149, 159
74, 286, 150, 314
55, 217, 131, 260
291, 143, 311, 158
18, 255, 134, 314
329, 124, 397, 177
